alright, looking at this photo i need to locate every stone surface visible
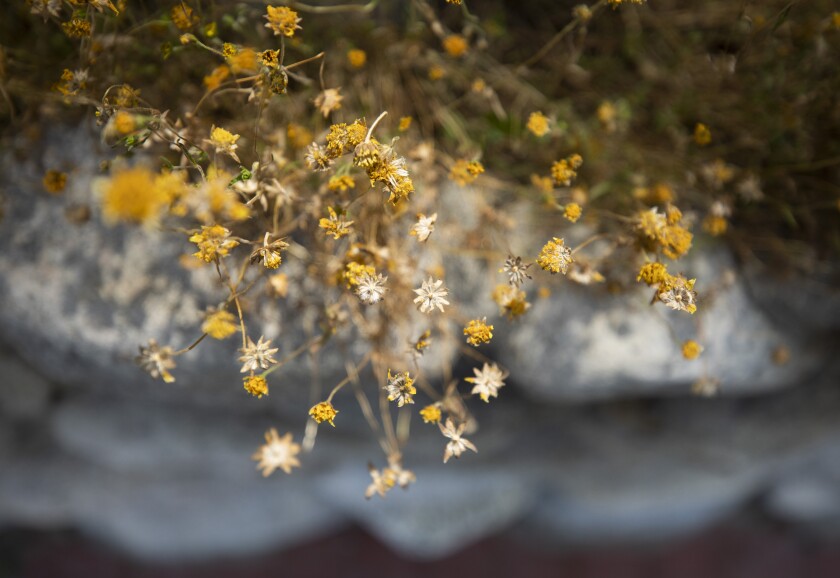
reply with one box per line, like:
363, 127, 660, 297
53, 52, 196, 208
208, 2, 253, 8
2, 124, 840, 561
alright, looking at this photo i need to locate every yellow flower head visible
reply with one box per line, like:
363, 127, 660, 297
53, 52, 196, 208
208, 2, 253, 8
102, 166, 169, 224
202, 309, 238, 340
443, 34, 468, 58
551, 154, 583, 187
265, 5, 301, 38
189, 224, 239, 262
464, 318, 494, 346
319, 207, 354, 240
694, 123, 712, 146
309, 401, 338, 426
703, 215, 728, 237
681, 340, 703, 360
420, 404, 442, 424
637, 262, 668, 286
399, 116, 413, 132
564, 202, 582, 223
347, 49, 367, 68
449, 159, 484, 186
62, 18, 92, 39
171, 2, 198, 30
342, 261, 375, 288
228, 48, 258, 73
243, 375, 269, 398
526, 111, 551, 137
537, 237, 573, 275
328, 175, 356, 193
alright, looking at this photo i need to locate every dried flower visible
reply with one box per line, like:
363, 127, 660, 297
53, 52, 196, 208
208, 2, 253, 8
439, 418, 477, 463
314, 88, 344, 118
305, 143, 333, 171
253, 429, 301, 475
62, 18, 92, 39
410, 213, 437, 242
413, 277, 450, 313
466, 362, 507, 402
658, 275, 698, 314
502, 255, 533, 287
385, 370, 416, 407
243, 374, 269, 398
463, 318, 493, 346
356, 272, 388, 305
309, 401, 338, 426
238, 336, 279, 373
492, 284, 531, 318
537, 237, 573, 275
365, 464, 396, 499
135, 339, 176, 383
251, 233, 289, 269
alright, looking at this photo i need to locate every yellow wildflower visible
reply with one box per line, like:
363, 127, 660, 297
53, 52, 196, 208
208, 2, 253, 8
637, 262, 668, 286
203, 65, 230, 91
537, 237, 573, 275
102, 166, 169, 224
443, 34, 468, 58
265, 5, 301, 38
189, 224, 239, 262
347, 49, 367, 68
492, 284, 531, 318
449, 159, 484, 186
526, 111, 550, 137
703, 214, 728, 236
43, 170, 67, 194
385, 370, 416, 407
208, 126, 241, 162
171, 2, 198, 30
682, 340, 703, 360
202, 309, 238, 340
398, 116, 412, 132
243, 374, 269, 398
658, 275, 698, 314
551, 154, 583, 186
342, 261, 375, 288
327, 175, 355, 194
62, 19, 92, 39
420, 404, 442, 424
597, 101, 617, 132
564, 203, 582, 223
309, 401, 338, 426
428, 65, 446, 80
112, 111, 137, 135
269, 273, 289, 297
228, 48, 258, 73
694, 123, 712, 146
464, 318, 494, 346
222, 43, 237, 58
319, 207, 354, 240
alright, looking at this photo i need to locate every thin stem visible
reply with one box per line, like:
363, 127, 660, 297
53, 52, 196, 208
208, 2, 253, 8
364, 111, 388, 142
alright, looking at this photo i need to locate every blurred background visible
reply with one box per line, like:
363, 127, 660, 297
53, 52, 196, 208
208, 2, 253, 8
2, 0, 840, 576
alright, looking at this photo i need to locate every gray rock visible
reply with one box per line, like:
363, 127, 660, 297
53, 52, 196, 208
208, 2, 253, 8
496, 248, 830, 401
